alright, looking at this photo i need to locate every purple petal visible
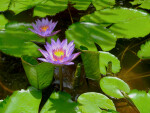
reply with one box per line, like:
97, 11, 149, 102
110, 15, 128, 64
64, 62, 74, 65
67, 41, 74, 49
38, 58, 49, 62
44, 44, 53, 60
56, 38, 61, 46
38, 49, 49, 59
28, 28, 39, 34
67, 45, 75, 56
68, 52, 81, 61
48, 30, 60, 37
51, 38, 57, 49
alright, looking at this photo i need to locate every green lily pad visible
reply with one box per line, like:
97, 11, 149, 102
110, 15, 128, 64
0, 0, 10, 11
77, 92, 116, 113
137, 40, 150, 59
9, 0, 44, 15
21, 55, 54, 90
140, 0, 150, 10
66, 22, 116, 51
34, 0, 68, 17
0, 14, 8, 30
70, 0, 91, 10
0, 22, 44, 57
128, 89, 150, 113
80, 8, 150, 38
92, 0, 115, 10
40, 91, 77, 113
102, 110, 119, 113
130, 0, 150, 10
0, 87, 42, 113
99, 51, 121, 75
100, 77, 130, 98
130, 0, 144, 5
81, 50, 101, 80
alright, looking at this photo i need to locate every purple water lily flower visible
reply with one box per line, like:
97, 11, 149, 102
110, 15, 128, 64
38, 38, 81, 66
29, 18, 60, 38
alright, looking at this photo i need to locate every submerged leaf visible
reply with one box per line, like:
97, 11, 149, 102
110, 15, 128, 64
137, 40, 150, 59
128, 89, 150, 113
40, 91, 77, 113
77, 92, 116, 113
100, 77, 130, 98
99, 51, 121, 75
0, 87, 42, 113
21, 55, 54, 89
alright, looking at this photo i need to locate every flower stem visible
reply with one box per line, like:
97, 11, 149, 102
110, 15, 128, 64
59, 66, 63, 91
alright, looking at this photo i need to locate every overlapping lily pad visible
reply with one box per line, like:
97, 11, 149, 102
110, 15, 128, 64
0, 0, 10, 11
80, 8, 150, 38
70, 0, 91, 10
92, 0, 115, 10
137, 40, 150, 59
131, 0, 150, 10
0, 87, 42, 113
77, 92, 116, 113
40, 91, 77, 113
0, 14, 8, 30
100, 77, 130, 98
34, 0, 68, 17
0, 22, 44, 57
128, 89, 150, 113
81, 50, 101, 80
66, 22, 116, 51
99, 51, 121, 75
21, 55, 54, 89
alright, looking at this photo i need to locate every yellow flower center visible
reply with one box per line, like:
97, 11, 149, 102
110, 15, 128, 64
54, 50, 64, 57
40, 26, 49, 32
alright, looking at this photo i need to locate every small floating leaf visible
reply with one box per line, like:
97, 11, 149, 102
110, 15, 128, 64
77, 92, 116, 113
99, 51, 121, 75
0, 87, 42, 113
137, 40, 150, 59
66, 22, 116, 51
40, 91, 77, 113
128, 89, 150, 113
21, 55, 54, 90
100, 77, 130, 98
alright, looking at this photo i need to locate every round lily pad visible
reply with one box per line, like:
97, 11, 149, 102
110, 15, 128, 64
100, 77, 130, 98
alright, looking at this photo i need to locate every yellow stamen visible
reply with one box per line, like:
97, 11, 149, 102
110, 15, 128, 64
41, 26, 49, 32
54, 50, 64, 57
